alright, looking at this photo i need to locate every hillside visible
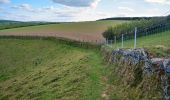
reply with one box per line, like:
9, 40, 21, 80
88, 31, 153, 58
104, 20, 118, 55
0, 20, 127, 42
0, 38, 106, 100
0, 20, 56, 31
0, 20, 21, 23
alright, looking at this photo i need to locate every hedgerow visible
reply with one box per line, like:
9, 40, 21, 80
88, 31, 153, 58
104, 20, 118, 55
103, 15, 170, 40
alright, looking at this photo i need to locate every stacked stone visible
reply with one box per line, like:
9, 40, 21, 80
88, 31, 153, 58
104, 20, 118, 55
111, 49, 152, 71
109, 48, 170, 100
152, 58, 170, 100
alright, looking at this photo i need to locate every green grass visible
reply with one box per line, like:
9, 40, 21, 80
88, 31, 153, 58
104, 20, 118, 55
0, 38, 106, 100
111, 30, 170, 57
0, 20, 127, 34
102, 51, 163, 99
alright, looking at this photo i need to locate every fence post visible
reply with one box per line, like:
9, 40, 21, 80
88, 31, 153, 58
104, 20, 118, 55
111, 40, 113, 47
122, 34, 124, 48
114, 36, 117, 48
134, 27, 137, 49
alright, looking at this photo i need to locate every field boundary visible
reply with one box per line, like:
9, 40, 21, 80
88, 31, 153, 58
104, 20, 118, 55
0, 35, 101, 49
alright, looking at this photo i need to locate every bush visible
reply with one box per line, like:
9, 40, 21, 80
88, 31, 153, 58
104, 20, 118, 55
103, 27, 115, 40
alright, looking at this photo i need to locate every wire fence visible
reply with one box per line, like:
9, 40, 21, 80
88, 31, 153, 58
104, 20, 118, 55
106, 23, 170, 49
0, 33, 107, 47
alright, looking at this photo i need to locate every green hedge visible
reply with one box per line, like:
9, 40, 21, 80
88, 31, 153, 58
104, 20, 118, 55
103, 15, 170, 40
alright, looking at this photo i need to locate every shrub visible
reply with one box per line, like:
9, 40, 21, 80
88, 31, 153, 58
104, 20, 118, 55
103, 27, 115, 40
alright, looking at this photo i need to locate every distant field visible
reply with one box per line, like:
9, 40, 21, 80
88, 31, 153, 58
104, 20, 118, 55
0, 20, 127, 42
0, 38, 106, 100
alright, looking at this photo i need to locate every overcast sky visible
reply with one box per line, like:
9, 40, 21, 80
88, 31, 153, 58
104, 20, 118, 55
0, 0, 170, 22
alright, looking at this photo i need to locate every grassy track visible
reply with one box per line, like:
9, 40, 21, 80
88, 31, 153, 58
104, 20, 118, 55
0, 38, 106, 100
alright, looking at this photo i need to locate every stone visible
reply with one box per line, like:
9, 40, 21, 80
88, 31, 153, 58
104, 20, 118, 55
102, 47, 170, 100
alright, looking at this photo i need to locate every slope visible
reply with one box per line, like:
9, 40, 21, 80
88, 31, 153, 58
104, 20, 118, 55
0, 38, 106, 100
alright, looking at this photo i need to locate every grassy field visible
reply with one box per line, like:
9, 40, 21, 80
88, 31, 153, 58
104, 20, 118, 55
0, 20, 127, 42
0, 38, 106, 100
111, 30, 170, 57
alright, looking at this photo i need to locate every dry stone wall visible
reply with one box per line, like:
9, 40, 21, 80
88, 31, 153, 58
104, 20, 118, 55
101, 46, 170, 99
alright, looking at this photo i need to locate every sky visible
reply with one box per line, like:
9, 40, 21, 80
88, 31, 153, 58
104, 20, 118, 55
0, 0, 170, 22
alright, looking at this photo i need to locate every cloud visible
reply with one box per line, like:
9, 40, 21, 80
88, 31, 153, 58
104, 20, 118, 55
7, 5, 112, 22
74, 10, 112, 21
115, 8, 163, 17
118, 6, 135, 12
145, 0, 170, 4
52, 0, 101, 7
12, 4, 33, 11
0, 0, 10, 4
44, 6, 112, 21
116, 6, 136, 17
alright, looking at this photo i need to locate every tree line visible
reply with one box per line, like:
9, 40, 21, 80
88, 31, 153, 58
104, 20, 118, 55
99, 16, 162, 21
0, 21, 59, 30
